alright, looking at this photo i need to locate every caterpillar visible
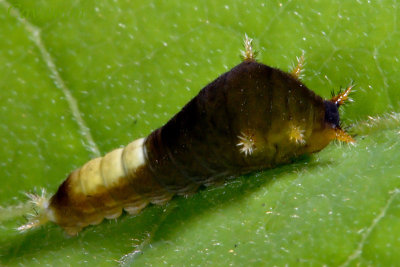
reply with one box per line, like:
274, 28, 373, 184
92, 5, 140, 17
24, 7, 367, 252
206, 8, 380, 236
19, 36, 354, 235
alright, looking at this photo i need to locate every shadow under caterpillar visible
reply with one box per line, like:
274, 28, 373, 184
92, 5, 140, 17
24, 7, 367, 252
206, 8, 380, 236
19, 36, 354, 235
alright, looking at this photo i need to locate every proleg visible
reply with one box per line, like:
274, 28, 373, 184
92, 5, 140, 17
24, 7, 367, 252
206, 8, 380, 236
19, 36, 354, 235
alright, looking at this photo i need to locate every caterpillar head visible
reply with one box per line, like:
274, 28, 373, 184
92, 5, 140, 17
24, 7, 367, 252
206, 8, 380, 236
326, 85, 355, 143
305, 86, 354, 153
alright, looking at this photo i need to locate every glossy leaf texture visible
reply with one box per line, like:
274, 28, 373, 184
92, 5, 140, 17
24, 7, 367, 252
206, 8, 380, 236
1, 0, 400, 266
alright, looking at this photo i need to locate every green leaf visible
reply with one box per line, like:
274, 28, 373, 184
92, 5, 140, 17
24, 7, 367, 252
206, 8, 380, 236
1, 0, 400, 266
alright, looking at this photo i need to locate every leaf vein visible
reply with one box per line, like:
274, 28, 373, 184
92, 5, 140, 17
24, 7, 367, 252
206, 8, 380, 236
339, 188, 400, 267
0, 0, 101, 157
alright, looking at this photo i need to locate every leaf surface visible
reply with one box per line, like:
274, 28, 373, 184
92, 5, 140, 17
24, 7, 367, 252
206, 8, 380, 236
1, 0, 399, 266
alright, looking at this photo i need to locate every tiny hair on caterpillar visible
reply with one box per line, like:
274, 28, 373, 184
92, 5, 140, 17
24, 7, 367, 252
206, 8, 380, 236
19, 35, 354, 236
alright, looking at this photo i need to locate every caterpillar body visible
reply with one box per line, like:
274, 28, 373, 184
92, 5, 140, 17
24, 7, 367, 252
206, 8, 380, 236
20, 37, 354, 235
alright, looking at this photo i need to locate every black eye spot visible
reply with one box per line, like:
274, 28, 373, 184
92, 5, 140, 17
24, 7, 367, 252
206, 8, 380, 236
324, 100, 340, 128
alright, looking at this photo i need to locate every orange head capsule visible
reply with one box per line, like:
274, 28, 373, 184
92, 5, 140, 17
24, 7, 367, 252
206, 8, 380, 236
329, 86, 355, 143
